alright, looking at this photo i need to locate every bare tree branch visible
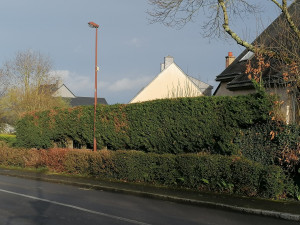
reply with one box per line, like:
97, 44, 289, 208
0, 50, 69, 124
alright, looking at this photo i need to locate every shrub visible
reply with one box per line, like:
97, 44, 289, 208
152, 153, 178, 185
64, 149, 115, 176
230, 158, 263, 196
259, 165, 295, 199
24, 149, 44, 167
16, 92, 273, 155
64, 150, 92, 174
0, 134, 17, 147
111, 150, 153, 182
176, 154, 233, 191
41, 148, 70, 172
0, 147, 26, 167
88, 150, 114, 177
238, 121, 300, 174
75, 150, 296, 198
0, 147, 296, 199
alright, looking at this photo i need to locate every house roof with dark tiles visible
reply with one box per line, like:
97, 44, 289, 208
64, 97, 108, 107
216, 1, 300, 91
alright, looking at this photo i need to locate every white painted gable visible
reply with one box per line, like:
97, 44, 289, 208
52, 84, 76, 98
130, 62, 206, 103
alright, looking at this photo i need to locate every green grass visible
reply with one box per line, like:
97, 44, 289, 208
0, 165, 49, 173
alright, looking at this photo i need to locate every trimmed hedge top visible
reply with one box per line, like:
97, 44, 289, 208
16, 92, 273, 154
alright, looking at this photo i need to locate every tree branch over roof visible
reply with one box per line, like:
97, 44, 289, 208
148, 0, 298, 57
218, 0, 256, 52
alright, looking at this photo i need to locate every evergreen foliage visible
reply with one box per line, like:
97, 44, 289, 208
16, 92, 273, 154
0, 134, 16, 147
0, 147, 295, 199
239, 121, 300, 166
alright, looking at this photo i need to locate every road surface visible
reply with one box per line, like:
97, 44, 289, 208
0, 174, 297, 225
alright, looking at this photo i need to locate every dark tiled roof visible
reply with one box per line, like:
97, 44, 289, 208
65, 97, 108, 107
216, 1, 300, 90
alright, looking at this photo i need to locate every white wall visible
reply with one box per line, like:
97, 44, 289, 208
130, 64, 203, 103
52, 85, 75, 98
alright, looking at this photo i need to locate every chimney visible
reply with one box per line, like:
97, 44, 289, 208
164, 55, 174, 69
160, 63, 165, 72
225, 52, 235, 68
161, 55, 174, 71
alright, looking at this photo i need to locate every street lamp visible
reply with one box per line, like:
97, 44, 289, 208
88, 21, 99, 152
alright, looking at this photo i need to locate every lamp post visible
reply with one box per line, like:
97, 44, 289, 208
88, 21, 99, 152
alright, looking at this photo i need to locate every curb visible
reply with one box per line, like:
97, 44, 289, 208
0, 170, 299, 222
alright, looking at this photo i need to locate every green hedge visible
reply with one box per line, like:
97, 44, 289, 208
16, 92, 273, 154
0, 147, 27, 167
0, 147, 295, 199
0, 134, 17, 147
63, 150, 297, 199
238, 121, 300, 166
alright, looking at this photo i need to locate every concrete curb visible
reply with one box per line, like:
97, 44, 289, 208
1, 170, 300, 222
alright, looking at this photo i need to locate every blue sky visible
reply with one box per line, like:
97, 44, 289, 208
1, 1, 280, 104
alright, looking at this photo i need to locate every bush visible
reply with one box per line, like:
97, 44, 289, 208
111, 150, 153, 182
238, 121, 300, 173
176, 154, 233, 191
0, 147, 295, 199
259, 165, 295, 198
230, 158, 263, 196
65, 149, 296, 198
40, 148, 70, 172
64, 149, 115, 177
0, 134, 17, 147
0, 147, 26, 167
16, 92, 273, 154
64, 150, 92, 175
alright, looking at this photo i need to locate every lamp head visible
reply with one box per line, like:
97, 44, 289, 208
88, 21, 99, 28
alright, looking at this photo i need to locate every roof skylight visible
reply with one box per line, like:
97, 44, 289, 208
239, 51, 254, 62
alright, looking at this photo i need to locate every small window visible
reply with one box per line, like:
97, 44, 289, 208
239, 51, 254, 62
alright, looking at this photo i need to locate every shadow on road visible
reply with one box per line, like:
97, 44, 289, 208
5, 173, 51, 225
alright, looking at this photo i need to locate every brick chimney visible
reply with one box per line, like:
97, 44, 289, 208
225, 52, 235, 68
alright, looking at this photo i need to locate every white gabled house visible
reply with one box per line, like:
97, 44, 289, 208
42, 80, 108, 106
51, 80, 76, 98
129, 56, 213, 103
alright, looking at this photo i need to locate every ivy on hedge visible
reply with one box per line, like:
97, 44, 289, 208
16, 92, 273, 154
238, 121, 300, 165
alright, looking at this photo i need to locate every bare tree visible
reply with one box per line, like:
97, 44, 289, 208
148, 0, 298, 54
0, 50, 69, 125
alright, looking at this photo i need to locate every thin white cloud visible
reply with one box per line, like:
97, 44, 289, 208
50, 70, 94, 96
127, 37, 142, 47
50, 70, 152, 96
107, 76, 152, 92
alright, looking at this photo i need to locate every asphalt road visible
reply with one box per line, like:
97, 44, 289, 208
0, 175, 297, 225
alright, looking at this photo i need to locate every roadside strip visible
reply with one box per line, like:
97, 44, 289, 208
0, 168, 299, 222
